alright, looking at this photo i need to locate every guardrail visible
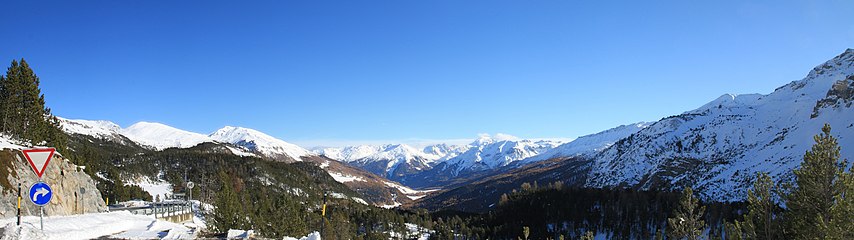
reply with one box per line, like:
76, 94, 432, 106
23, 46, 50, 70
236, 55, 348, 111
109, 201, 193, 223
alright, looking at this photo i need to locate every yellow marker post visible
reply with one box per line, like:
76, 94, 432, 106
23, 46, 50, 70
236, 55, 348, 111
17, 183, 21, 226
322, 204, 327, 216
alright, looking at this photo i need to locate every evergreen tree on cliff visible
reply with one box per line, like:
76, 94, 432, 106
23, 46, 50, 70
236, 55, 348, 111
0, 59, 66, 150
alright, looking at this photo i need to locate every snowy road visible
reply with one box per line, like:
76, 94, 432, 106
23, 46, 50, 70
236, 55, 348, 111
0, 211, 197, 240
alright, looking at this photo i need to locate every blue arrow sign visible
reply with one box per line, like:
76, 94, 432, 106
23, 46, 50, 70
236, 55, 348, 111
29, 182, 52, 206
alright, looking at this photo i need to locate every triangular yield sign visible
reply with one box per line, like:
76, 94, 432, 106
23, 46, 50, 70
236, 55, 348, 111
22, 148, 55, 178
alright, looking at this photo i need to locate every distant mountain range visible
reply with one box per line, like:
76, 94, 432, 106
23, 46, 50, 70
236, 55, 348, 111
59, 49, 854, 213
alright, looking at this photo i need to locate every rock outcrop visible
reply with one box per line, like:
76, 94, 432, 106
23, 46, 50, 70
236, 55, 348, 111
0, 149, 107, 218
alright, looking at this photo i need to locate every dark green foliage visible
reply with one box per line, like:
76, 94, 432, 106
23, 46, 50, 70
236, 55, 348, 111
823, 166, 854, 240
785, 124, 848, 239
212, 170, 246, 232
428, 182, 744, 240
723, 124, 853, 240
667, 187, 706, 240
727, 172, 783, 240
0, 59, 67, 151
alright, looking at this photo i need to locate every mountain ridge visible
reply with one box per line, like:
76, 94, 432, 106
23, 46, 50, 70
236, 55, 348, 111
412, 48, 854, 212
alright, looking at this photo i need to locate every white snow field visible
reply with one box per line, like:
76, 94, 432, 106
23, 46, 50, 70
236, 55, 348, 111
0, 211, 197, 240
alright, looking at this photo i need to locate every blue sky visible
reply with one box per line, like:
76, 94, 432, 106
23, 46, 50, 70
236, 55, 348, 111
1, 1, 853, 148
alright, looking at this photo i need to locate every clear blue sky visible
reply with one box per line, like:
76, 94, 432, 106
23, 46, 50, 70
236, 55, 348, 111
1, 1, 852, 147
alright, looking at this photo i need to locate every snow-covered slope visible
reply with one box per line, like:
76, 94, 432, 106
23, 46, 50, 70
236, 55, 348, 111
439, 134, 564, 175
521, 122, 651, 163
58, 117, 136, 145
422, 143, 470, 162
209, 126, 312, 161
59, 119, 309, 160
120, 122, 213, 150
585, 48, 854, 201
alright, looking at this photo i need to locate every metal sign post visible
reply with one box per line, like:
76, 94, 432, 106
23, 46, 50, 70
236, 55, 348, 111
80, 187, 86, 214
30, 181, 53, 230
186, 182, 194, 213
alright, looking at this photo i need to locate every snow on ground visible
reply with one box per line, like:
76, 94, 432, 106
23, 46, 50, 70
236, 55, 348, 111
0, 211, 195, 240
387, 223, 430, 240
128, 176, 173, 201
225, 230, 320, 240
226, 229, 255, 239
382, 180, 438, 200
209, 126, 313, 161
57, 117, 122, 140
380, 202, 401, 209
225, 146, 256, 157
121, 122, 212, 150
328, 192, 368, 205
329, 172, 365, 183
282, 231, 321, 240
0, 134, 26, 149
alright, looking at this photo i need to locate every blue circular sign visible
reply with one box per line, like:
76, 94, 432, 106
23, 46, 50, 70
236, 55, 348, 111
29, 182, 52, 206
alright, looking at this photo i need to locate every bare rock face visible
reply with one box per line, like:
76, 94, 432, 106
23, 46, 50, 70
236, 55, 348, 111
0, 149, 107, 218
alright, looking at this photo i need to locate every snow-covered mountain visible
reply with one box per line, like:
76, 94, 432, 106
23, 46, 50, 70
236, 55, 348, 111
584, 48, 854, 201
520, 122, 652, 163
59, 117, 130, 144
59, 120, 312, 161
316, 134, 563, 185
439, 134, 564, 175
210, 126, 312, 161
316, 144, 446, 181
422, 143, 471, 162
121, 122, 212, 150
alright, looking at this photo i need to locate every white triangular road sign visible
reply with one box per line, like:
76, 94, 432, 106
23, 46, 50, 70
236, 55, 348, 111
22, 148, 55, 178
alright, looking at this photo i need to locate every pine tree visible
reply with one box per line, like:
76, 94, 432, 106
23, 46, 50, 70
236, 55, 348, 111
739, 172, 782, 240
822, 167, 853, 240
724, 220, 744, 240
785, 124, 848, 239
668, 187, 706, 240
580, 231, 595, 240
213, 170, 244, 232
0, 59, 66, 151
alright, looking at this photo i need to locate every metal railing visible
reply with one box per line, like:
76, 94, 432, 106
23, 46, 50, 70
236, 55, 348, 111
110, 201, 193, 221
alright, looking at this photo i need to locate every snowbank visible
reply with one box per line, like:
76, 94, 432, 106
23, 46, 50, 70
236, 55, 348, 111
282, 231, 321, 240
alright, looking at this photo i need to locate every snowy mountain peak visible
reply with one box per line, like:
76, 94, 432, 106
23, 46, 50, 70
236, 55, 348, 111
120, 122, 212, 150
209, 126, 311, 161
439, 135, 564, 175
473, 133, 520, 145
58, 117, 124, 140
422, 143, 470, 161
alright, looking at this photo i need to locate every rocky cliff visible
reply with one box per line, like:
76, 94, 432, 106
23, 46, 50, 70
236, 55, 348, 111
0, 149, 107, 218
